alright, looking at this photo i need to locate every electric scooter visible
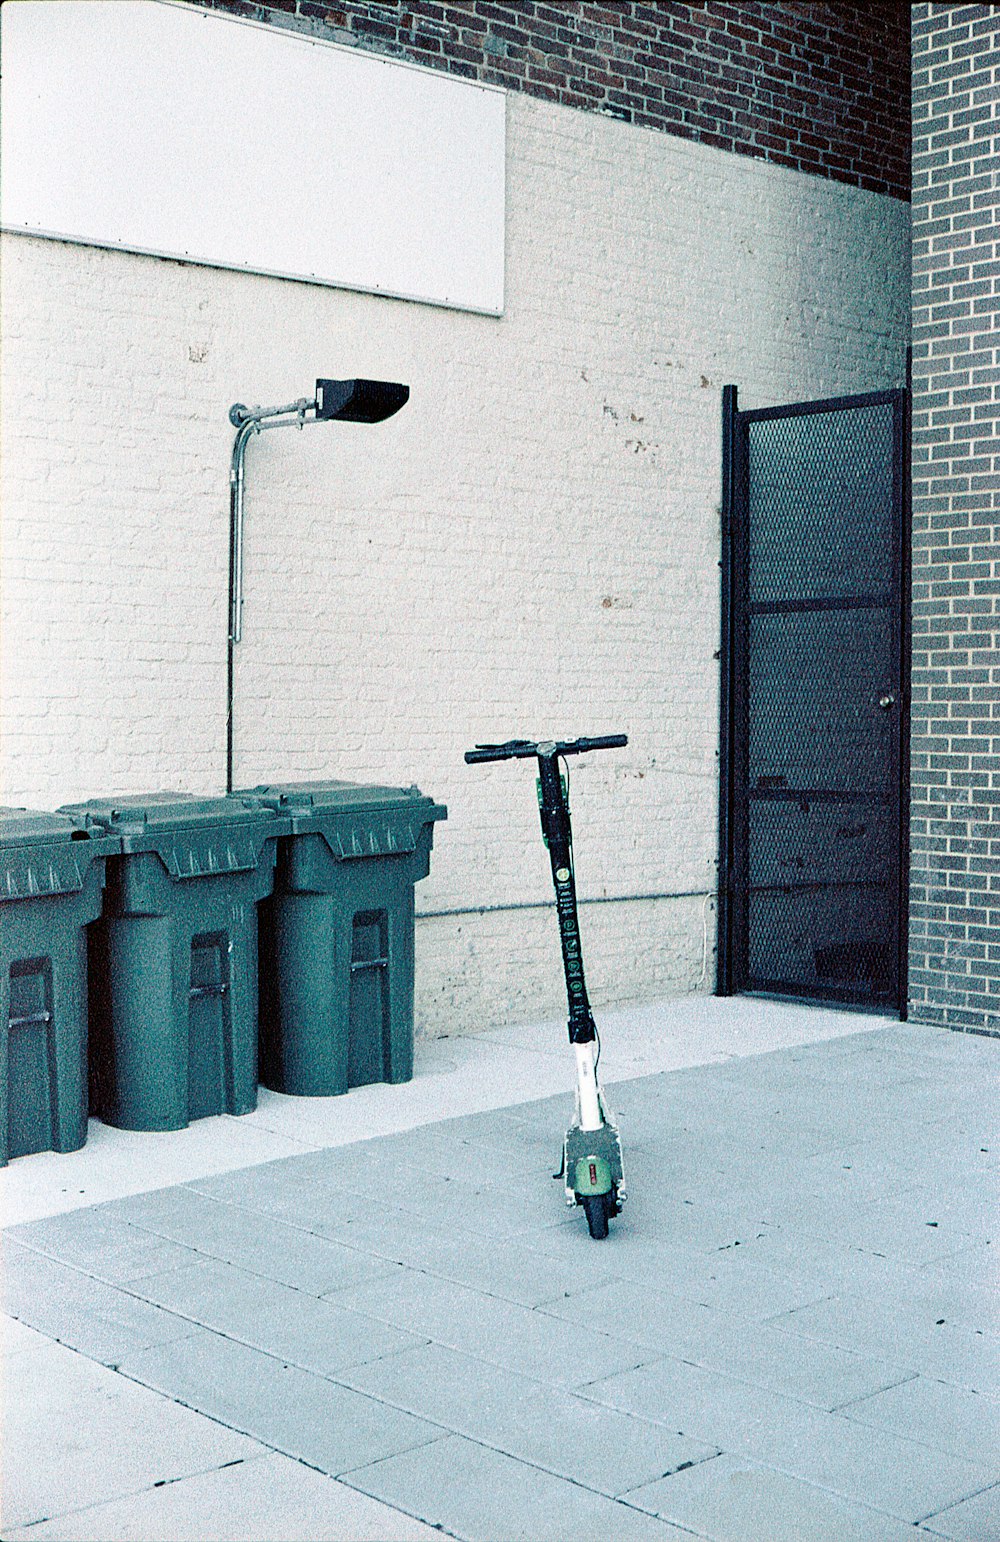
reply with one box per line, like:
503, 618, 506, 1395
464, 734, 628, 1239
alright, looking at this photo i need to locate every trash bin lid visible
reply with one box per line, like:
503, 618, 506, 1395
0, 807, 117, 900
235, 780, 446, 860
63, 793, 275, 834
238, 780, 441, 813
59, 793, 287, 878
0, 808, 87, 847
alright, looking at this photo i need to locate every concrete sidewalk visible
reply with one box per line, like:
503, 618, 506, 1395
1, 997, 997, 1541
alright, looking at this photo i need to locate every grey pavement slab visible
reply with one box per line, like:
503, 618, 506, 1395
904, 1180, 999, 1241
864, 1118, 997, 1181
1, 1311, 51, 1356
768, 1292, 1000, 1394
191, 1139, 568, 1245
573, 1183, 772, 1253
766, 1187, 979, 1265
414, 1114, 577, 1177
5, 1205, 199, 1283
762, 1147, 922, 1208
325, 1267, 652, 1386
124, 1256, 429, 1375
580, 1354, 997, 1523
4, 1451, 445, 1542
1, 1238, 193, 1365
277, 1202, 623, 1307
729, 1224, 970, 1305
538, 1277, 722, 1348
561, 1227, 835, 1319
342, 1432, 696, 1541
623, 1454, 931, 1542
104, 1185, 403, 1295
921, 1481, 1000, 1541
119, 1327, 444, 1476
419, 1105, 568, 1154
188, 1160, 382, 1225
341, 1117, 564, 1186
836, 1374, 1000, 1468
192, 1120, 561, 1222
316, 1161, 574, 1243
338, 1339, 720, 1498
923, 1238, 998, 1298
191, 1147, 626, 1307
539, 1278, 916, 1410
890, 1268, 998, 1339
1, 1340, 262, 1532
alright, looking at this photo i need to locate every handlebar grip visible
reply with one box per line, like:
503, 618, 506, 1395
464, 741, 536, 764
572, 734, 628, 753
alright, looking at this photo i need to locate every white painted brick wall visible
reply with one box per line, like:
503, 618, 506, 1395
1, 94, 909, 1036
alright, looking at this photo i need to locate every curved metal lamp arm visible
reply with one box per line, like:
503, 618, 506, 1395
229, 396, 314, 428
228, 398, 327, 645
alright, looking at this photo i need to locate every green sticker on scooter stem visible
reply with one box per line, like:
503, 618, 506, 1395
574, 1154, 612, 1195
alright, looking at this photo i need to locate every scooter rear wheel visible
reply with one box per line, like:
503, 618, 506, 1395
582, 1193, 610, 1239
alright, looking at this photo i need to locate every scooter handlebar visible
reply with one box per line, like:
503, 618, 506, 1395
464, 734, 627, 764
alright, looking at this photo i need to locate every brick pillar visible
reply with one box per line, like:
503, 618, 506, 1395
909, 3, 1000, 1035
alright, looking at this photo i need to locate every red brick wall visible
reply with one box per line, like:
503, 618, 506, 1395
186, 1, 910, 200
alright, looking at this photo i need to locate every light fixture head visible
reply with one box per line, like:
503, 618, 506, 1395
315, 378, 409, 423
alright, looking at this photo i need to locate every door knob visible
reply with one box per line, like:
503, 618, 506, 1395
879, 694, 895, 710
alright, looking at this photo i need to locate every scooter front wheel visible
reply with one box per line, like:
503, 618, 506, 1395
582, 1193, 610, 1239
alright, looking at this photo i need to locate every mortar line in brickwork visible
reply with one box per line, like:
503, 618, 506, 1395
417, 889, 714, 919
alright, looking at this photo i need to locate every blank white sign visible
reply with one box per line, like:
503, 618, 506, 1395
0, 0, 506, 314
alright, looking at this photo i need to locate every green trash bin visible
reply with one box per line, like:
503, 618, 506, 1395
59, 794, 288, 1132
235, 781, 446, 1097
0, 809, 119, 1164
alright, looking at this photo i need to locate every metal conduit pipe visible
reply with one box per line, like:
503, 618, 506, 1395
229, 400, 318, 648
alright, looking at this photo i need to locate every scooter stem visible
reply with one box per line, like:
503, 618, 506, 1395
535, 747, 596, 1045
574, 1041, 603, 1131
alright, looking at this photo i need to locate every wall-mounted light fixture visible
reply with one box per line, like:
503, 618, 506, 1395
226, 378, 409, 791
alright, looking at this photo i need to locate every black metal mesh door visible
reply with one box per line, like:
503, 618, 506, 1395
720, 389, 908, 1009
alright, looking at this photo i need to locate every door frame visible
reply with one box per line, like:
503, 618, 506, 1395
717, 384, 911, 1015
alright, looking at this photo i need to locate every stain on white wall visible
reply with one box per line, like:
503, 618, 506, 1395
0, 94, 909, 1035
